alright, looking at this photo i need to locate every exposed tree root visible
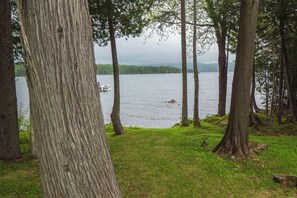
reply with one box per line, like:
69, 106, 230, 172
249, 112, 262, 129
273, 174, 297, 187
213, 141, 268, 159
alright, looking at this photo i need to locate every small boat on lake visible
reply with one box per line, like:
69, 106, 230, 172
98, 83, 111, 92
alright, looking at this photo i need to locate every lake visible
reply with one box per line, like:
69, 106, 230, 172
16, 72, 249, 128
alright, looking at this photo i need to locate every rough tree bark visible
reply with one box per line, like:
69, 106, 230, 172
217, 35, 228, 116
213, 0, 259, 157
181, 0, 189, 126
19, 33, 37, 157
18, 0, 121, 197
279, 8, 297, 121
108, 16, 124, 135
29, 94, 37, 157
0, 0, 21, 160
193, 0, 201, 128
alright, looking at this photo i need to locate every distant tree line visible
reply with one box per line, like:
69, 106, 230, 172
96, 64, 181, 74
14, 63, 183, 76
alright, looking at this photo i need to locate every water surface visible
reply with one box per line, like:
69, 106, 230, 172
16, 72, 237, 128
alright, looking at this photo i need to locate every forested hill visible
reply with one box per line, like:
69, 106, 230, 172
96, 64, 181, 74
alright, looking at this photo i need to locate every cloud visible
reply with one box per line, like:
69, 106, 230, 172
94, 34, 235, 65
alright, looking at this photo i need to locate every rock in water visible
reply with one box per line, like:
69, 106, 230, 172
168, 99, 176, 103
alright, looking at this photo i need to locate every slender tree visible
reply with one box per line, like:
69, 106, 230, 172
213, 0, 259, 157
89, 0, 153, 134
203, 0, 240, 116
108, 13, 124, 135
0, 0, 21, 160
181, 0, 189, 126
193, 0, 201, 128
279, 0, 297, 121
18, 0, 121, 197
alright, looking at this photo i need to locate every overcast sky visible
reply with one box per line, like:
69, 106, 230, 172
93, 34, 233, 66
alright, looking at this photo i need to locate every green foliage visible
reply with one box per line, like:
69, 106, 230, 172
96, 64, 181, 74
19, 132, 30, 145
11, 0, 23, 62
1, 116, 297, 197
14, 63, 25, 76
18, 105, 30, 133
89, 0, 153, 46
255, 0, 297, 112
18, 106, 31, 156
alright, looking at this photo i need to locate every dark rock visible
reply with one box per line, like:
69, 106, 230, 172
168, 99, 176, 103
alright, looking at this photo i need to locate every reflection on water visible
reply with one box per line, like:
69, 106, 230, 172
16, 72, 240, 128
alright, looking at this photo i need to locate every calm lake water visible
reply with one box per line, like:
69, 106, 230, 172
16, 72, 244, 128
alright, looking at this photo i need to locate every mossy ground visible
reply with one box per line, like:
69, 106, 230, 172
1, 115, 297, 197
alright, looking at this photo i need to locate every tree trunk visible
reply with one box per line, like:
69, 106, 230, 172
277, 62, 284, 124
269, 58, 276, 117
251, 64, 261, 113
265, 65, 269, 116
18, 1, 121, 197
193, 0, 201, 128
19, 34, 37, 157
108, 16, 124, 135
213, 0, 259, 157
181, 0, 189, 126
0, 0, 21, 160
279, 10, 297, 121
252, 66, 261, 113
249, 65, 260, 129
269, 77, 276, 116
217, 37, 228, 116
29, 94, 37, 157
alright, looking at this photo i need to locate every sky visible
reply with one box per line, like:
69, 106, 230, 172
93, 34, 233, 66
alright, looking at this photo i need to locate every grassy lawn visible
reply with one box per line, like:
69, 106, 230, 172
1, 116, 297, 197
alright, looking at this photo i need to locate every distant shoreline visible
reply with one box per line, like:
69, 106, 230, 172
15, 63, 234, 77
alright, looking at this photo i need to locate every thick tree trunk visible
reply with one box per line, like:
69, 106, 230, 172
217, 38, 228, 116
108, 16, 124, 135
19, 34, 37, 157
181, 0, 189, 126
18, 1, 121, 197
279, 11, 297, 121
213, 0, 259, 157
0, 0, 21, 160
193, 0, 201, 128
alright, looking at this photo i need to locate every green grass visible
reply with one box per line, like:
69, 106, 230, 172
1, 117, 297, 197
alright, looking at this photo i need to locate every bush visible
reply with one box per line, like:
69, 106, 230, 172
18, 105, 30, 133
19, 132, 30, 144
